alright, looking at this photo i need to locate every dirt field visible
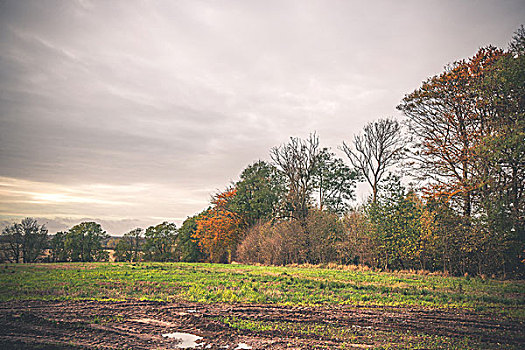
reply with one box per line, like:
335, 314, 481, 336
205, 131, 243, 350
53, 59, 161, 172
0, 300, 523, 349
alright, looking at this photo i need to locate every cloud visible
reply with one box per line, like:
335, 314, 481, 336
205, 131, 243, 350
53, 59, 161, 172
0, 0, 523, 233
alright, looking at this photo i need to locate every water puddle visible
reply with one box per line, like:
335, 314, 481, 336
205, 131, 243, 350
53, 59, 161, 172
162, 332, 252, 350
162, 332, 204, 348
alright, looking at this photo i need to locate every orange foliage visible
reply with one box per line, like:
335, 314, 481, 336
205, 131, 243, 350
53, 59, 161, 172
194, 187, 244, 263
399, 47, 505, 215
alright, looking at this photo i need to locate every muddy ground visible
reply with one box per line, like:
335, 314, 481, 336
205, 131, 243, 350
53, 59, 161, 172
0, 300, 523, 349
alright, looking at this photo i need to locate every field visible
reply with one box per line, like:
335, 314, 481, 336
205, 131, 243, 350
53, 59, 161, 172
0, 262, 523, 349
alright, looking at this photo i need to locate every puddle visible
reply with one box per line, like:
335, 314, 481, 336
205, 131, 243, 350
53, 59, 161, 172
162, 332, 204, 349
235, 343, 252, 349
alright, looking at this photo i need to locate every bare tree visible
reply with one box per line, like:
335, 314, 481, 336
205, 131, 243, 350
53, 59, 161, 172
270, 133, 321, 221
342, 118, 404, 203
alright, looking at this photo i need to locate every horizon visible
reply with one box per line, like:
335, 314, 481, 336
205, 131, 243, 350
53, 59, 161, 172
1, 0, 524, 235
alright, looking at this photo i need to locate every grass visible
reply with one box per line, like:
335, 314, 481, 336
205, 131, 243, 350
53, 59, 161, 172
217, 315, 478, 349
0, 262, 523, 319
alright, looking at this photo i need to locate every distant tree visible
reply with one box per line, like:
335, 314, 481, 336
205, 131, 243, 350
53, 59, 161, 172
114, 228, 143, 262
65, 222, 109, 262
1, 223, 22, 263
509, 24, 525, 55
313, 149, 359, 215
49, 231, 68, 262
176, 215, 205, 262
230, 160, 285, 226
271, 133, 321, 222
0, 218, 48, 263
143, 222, 178, 262
342, 118, 404, 203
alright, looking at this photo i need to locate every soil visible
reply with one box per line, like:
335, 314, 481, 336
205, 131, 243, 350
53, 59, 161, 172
0, 300, 523, 349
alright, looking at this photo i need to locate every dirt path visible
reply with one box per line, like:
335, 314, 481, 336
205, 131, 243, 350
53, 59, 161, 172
0, 300, 523, 349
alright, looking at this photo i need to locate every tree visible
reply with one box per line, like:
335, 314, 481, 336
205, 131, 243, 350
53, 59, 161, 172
398, 41, 524, 276
304, 208, 346, 264
230, 160, 285, 226
194, 188, 244, 263
0, 218, 48, 263
143, 222, 178, 262
66, 222, 109, 262
509, 24, 525, 55
397, 47, 505, 216
176, 215, 205, 262
313, 149, 359, 215
49, 231, 68, 262
271, 133, 321, 222
342, 118, 404, 203
114, 228, 143, 262
366, 175, 424, 270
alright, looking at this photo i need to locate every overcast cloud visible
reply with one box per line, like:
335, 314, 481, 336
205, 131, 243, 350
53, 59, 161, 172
1, 0, 523, 234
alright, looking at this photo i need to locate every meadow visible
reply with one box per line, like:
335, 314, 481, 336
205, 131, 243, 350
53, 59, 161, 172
0, 262, 523, 349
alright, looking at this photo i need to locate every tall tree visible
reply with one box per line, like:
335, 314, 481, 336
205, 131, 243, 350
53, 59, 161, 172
397, 47, 505, 216
270, 133, 321, 222
342, 118, 404, 203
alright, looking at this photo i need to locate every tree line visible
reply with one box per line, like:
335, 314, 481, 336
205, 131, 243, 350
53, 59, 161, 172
1, 27, 523, 277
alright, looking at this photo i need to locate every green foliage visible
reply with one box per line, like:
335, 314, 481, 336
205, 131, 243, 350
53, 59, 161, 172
114, 228, 143, 262
49, 231, 68, 262
230, 160, 285, 226
143, 222, 178, 262
65, 222, 109, 262
367, 175, 424, 270
313, 149, 359, 215
176, 215, 205, 262
1, 218, 48, 263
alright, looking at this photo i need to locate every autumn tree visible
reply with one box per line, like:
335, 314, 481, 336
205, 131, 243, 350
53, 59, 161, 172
397, 47, 505, 217
271, 133, 321, 222
194, 188, 244, 263
342, 118, 405, 203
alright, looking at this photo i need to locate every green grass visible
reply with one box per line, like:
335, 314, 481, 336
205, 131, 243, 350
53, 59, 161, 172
0, 262, 523, 319
217, 315, 478, 349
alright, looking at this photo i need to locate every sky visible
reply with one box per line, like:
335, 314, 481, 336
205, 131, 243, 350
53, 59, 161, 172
0, 0, 523, 235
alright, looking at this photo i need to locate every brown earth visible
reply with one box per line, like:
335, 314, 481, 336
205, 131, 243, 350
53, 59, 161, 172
0, 300, 523, 349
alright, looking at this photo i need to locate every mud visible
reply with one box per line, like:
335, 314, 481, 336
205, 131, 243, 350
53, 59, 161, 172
0, 300, 522, 349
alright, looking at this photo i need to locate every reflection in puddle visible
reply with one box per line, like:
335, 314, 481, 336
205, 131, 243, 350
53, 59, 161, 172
162, 332, 204, 348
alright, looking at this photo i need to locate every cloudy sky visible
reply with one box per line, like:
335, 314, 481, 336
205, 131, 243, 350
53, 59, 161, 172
0, 0, 523, 234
